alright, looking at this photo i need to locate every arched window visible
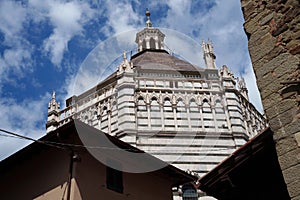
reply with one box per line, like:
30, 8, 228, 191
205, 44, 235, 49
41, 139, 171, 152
163, 97, 175, 129
182, 183, 198, 200
137, 96, 146, 111
93, 110, 98, 120
202, 99, 211, 113
150, 97, 159, 111
202, 98, 214, 129
137, 96, 148, 129
189, 99, 198, 113
215, 99, 227, 130
189, 99, 201, 129
163, 97, 172, 112
176, 98, 188, 129
111, 101, 118, 134
176, 98, 186, 113
150, 37, 155, 49
84, 115, 89, 123
142, 40, 146, 50
150, 96, 161, 128
103, 106, 108, 113
101, 106, 109, 132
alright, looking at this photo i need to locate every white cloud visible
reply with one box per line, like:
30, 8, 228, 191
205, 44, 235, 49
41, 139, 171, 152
27, 0, 97, 66
158, 0, 246, 71
58, 1, 147, 101
101, 0, 142, 35
162, 28, 204, 67
0, 93, 50, 160
0, 0, 33, 84
61, 29, 138, 104
0, 1, 117, 158
40, 1, 96, 66
3, 48, 32, 73
0, 1, 27, 40
164, 0, 194, 31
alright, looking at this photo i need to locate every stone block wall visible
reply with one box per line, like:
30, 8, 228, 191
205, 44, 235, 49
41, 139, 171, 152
240, 0, 300, 199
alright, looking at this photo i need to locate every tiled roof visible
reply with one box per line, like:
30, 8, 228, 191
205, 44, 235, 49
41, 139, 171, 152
131, 49, 203, 72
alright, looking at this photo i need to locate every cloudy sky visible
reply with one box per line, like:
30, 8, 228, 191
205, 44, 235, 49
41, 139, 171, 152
0, 0, 263, 160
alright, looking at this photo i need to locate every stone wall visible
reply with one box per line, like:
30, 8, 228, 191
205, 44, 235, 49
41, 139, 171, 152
240, 0, 300, 199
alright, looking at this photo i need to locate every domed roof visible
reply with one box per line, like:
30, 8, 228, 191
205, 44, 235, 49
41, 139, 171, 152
131, 49, 203, 72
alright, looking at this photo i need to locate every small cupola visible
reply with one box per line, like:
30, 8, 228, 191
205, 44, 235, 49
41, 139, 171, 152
135, 9, 165, 52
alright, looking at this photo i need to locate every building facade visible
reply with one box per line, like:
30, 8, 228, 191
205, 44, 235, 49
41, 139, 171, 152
46, 11, 266, 199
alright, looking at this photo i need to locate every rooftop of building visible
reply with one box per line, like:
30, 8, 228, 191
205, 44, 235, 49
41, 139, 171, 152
131, 49, 204, 73
198, 127, 289, 199
0, 119, 197, 186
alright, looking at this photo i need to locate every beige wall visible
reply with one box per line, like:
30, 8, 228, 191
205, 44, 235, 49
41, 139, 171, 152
73, 151, 174, 200
0, 147, 70, 200
0, 143, 176, 200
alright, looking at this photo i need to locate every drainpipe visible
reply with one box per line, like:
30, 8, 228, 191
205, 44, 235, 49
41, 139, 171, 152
66, 151, 74, 200
66, 151, 81, 200
56, 132, 80, 200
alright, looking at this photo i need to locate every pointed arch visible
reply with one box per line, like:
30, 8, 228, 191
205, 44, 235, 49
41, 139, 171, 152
189, 98, 199, 114
176, 96, 185, 105
136, 93, 148, 129
93, 109, 98, 118
163, 96, 172, 113
176, 96, 188, 129
150, 93, 162, 129
137, 95, 145, 103
150, 95, 160, 110
176, 98, 186, 113
202, 97, 210, 104
202, 99, 211, 113
163, 94, 172, 103
103, 105, 107, 111
137, 95, 146, 111
151, 96, 158, 102
189, 96, 197, 104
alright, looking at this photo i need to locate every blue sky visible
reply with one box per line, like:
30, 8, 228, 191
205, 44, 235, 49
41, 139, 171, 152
0, 0, 263, 160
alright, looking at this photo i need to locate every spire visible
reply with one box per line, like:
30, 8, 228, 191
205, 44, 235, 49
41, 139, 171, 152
118, 51, 132, 74
145, 8, 152, 28
220, 65, 236, 88
46, 91, 60, 133
52, 91, 56, 100
123, 50, 127, 60
238, 77, 249, 100
202, 39, 217, 69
